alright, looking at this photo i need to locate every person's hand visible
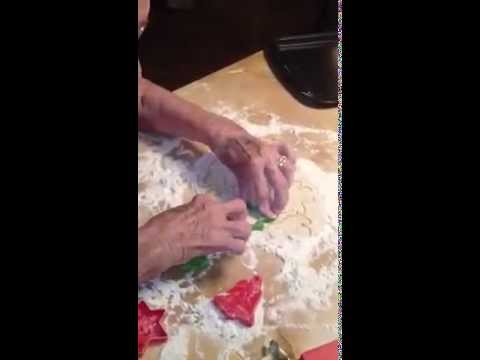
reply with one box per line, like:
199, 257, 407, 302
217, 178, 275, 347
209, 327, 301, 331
213, 133, 296, 219
138, 194, 250, 282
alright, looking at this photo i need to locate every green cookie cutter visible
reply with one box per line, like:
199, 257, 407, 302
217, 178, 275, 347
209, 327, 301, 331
248, 204, 275, 231
181, 256, 210, 273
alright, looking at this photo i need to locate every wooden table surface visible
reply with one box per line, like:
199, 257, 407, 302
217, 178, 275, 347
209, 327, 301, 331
176, 52, 338, 172
141, 51, 338, 359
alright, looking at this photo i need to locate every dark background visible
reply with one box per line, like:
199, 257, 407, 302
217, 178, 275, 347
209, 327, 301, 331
139, 0, 338, 90
5, 1, 473, 359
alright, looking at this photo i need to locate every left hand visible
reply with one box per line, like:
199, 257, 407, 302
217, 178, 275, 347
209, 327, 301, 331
213, 133, 296, 218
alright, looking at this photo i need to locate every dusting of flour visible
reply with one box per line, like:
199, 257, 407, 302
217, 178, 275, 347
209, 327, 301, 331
138, 108, 338, 359
159, 326, 190, 360
195, 296, 266, 360
210, 101, 337, 142
249, 159, 338, 313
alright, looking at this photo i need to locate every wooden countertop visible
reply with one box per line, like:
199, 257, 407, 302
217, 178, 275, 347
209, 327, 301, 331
141, 51, 338, 360
175, 52, 338, 171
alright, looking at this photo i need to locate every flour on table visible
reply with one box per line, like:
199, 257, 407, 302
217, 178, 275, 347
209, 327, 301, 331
139, 278, 200, 327
241, 246, 258, 271
210, 101, 337, 141
138, 114, 338, 358
159, 326, 190, 360
138, 134, 238, 216
193, 296, 266, 360
227, 68, 245, 74
179, 81, 212, 93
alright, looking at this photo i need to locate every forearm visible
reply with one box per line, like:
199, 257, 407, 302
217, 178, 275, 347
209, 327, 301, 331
139, 78, 248, 148
138, 224, 175, 283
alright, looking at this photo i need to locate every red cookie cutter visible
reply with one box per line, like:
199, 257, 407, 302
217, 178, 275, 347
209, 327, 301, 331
213, 275, 262, 327
299, 340, 338, 360
138, 301, 168, 357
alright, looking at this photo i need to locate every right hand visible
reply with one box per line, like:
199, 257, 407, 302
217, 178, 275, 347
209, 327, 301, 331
138, 194, 251, 283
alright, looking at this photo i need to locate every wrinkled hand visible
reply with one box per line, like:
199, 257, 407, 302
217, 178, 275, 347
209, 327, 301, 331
214, 134, 296, 219
138, 194, 250, 282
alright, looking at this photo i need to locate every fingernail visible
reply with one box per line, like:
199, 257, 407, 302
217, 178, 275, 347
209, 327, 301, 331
267, 211, 277, 219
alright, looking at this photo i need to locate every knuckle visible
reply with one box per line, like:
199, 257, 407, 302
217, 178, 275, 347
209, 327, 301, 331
257, 190, 269, 202
235, 221, 251, 235
193, 194, 218, 210
276, 175, 288, 188
251, 156, 264, 168
204, 193, 216, 202
265, 162, 276, 173
232, 198, 247, 211
191, 194, 204, 205
194, 193, 214, 202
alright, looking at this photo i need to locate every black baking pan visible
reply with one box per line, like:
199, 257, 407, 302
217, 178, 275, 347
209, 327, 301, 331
264, 32, 338, 108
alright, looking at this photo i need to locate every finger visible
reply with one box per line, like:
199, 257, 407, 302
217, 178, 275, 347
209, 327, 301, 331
236, 185, 250, 220
279, 160, 295, 187
226, 239, 247, 254
228, 208, 248, 221
245, 185, 256, 207
251, 164, 276, 219
265, 164, 289, 214
195, 246, 223, 255
189, 248, 209, 258
277, 143, 296, 185
222, 198, 248, 219
192, 193, 217, 207
277, 143, 296, 164
239, 183, 248, 202
224, 220, 251, 240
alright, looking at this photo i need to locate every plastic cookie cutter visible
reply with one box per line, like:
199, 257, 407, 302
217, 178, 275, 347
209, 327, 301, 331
213, 275, 262, 327
181, 255, 210, 273
248, 204, 275, 231
138, 301, 168, 357
299, 340, 338, 360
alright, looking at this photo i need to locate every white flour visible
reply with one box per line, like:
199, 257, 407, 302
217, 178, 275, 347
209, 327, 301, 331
195, 296, 266, 360
138, 134, 238, 214
139, 278, 200, 328
138, 107, 338, 359
248, 159, 338, 313
159, 326, 190, 360
210, 102, 336, 141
